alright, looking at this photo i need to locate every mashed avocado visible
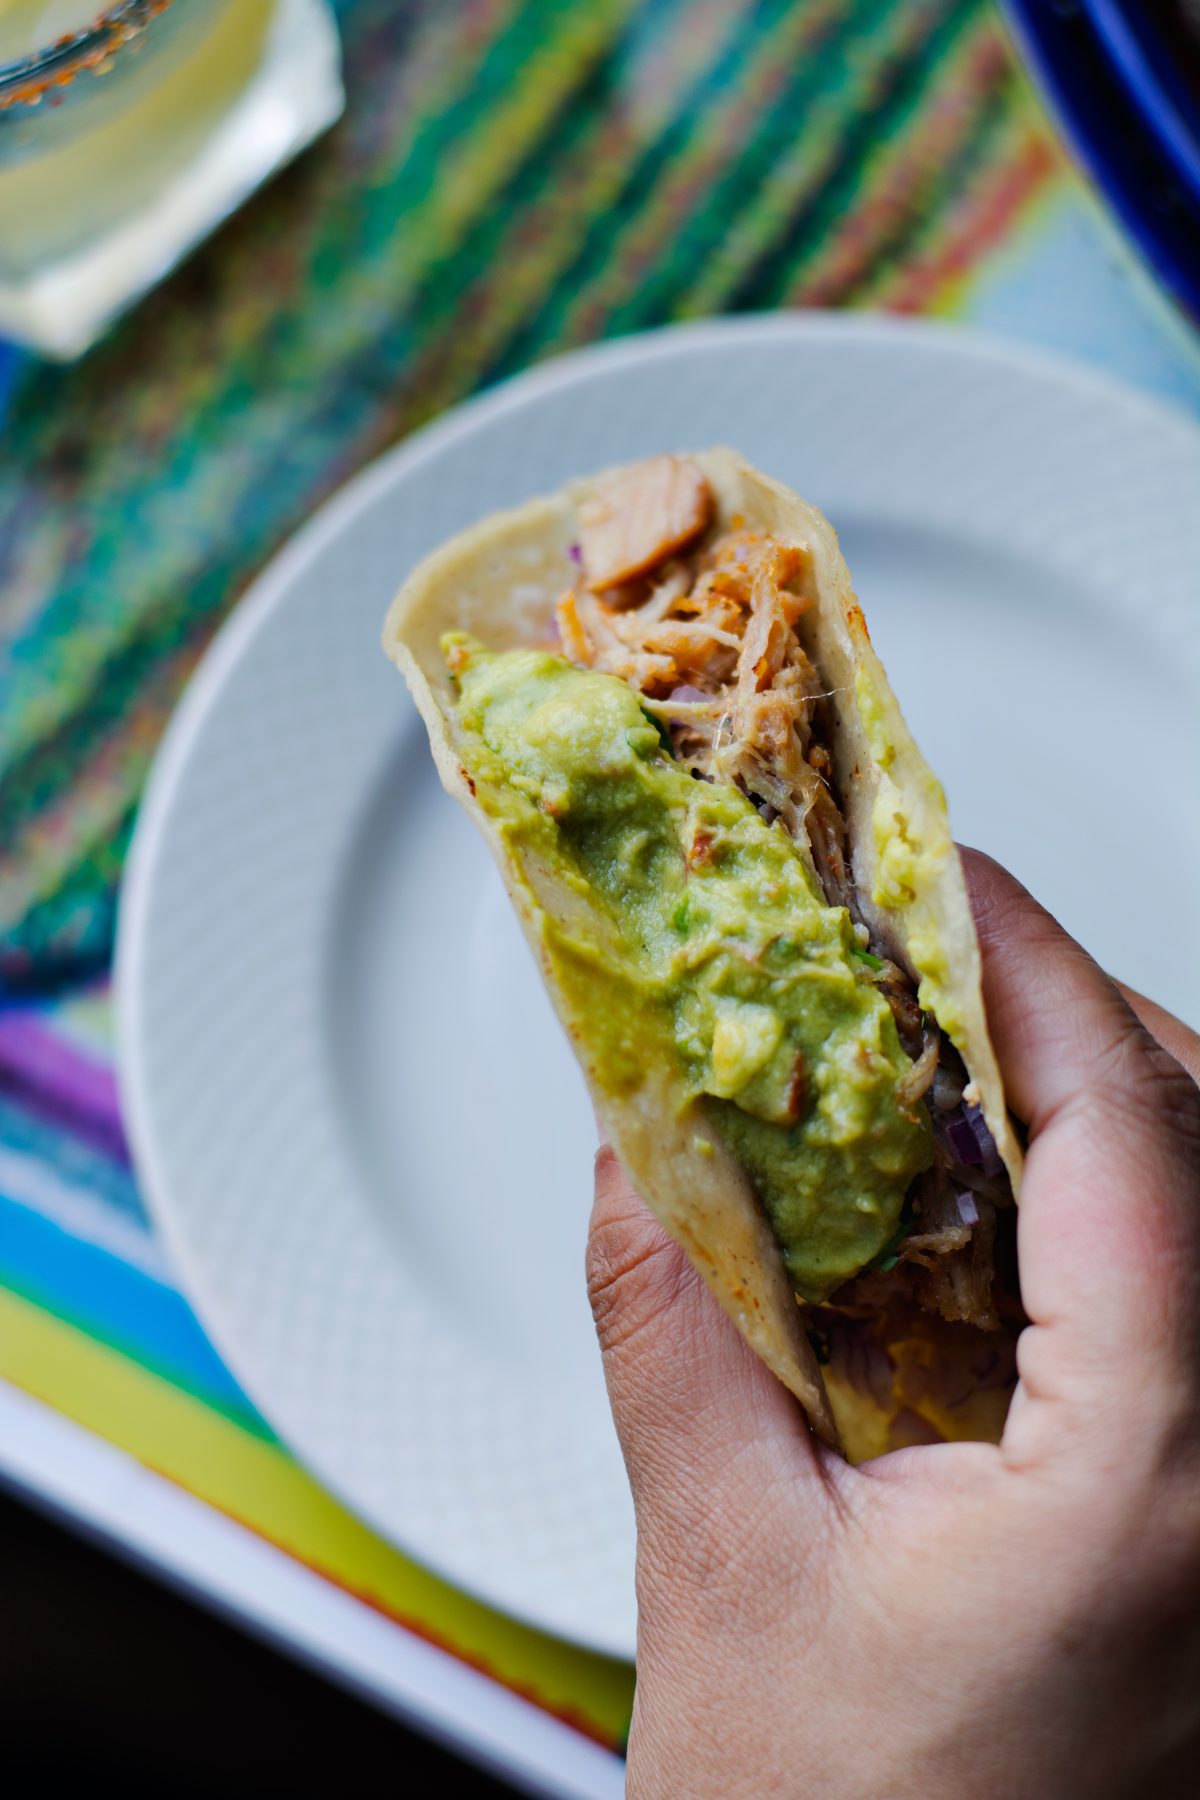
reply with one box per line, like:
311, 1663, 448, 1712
445, 634, 932, 1302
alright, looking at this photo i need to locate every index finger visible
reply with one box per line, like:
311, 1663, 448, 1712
962, 851, 1200, 1463
1115, 982, 1200, 1086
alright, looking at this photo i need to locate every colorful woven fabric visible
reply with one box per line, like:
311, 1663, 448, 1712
0, 0, 1063, 982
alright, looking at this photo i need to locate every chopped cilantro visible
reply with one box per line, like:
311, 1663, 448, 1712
865, 1217, 913, 1273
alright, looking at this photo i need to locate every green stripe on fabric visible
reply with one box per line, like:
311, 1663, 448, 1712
0, 605, 205, 877
565, 0, 895, 344
0, 815, 129, 975
324, 0, 717, 441
834, 37, 1015, 309
480, 0, 821, 378
850, 54, 1030, 309
722, 0, 987, 311
672, 0, 959, 317
782, 11, 1009, 306
321, 0, 763, 459
0, 1264, 274, 1440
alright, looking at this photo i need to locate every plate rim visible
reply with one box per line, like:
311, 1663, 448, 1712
1083, 0, 1200, 200
1002, 0, 1200, 324
115, 311, 1200, 1654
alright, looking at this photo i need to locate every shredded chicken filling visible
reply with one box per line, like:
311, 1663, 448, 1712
556, 457, 1015, 1341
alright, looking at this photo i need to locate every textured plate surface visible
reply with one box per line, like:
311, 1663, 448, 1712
117, 316, 1200, 1658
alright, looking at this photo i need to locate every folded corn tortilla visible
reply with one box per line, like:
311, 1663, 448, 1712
383, 450, 1023, 1458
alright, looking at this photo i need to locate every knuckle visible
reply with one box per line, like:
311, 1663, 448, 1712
1152, 1056, 1200, 1159
1142, 1417, 1200, 1593
1105, 1483, 1200, 1640
1069, 1398, 1200, 1608
586, 1195, 692, 1361
961, 848, 1032, 941
1071, 1023, 1200, 1167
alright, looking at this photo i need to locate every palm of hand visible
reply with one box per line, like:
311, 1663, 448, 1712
589, 855, 1200, 1799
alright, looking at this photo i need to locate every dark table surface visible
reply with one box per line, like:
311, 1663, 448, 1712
0, 1483, 518, 1797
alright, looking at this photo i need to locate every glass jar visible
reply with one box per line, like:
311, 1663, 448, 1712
0, 0, 344, 356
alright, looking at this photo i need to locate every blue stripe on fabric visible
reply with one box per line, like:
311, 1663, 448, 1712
0, 341, 22, 424
0, 1188, 265, 1430
0, 1091, 149, 1228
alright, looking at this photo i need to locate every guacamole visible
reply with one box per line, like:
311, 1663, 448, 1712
445, 635, 932, 1302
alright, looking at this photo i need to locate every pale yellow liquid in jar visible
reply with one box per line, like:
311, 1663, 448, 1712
0, 0, 276, 273
0, 1, 108, 65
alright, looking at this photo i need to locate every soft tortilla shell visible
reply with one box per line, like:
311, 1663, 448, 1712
383, 450, 1019, 1457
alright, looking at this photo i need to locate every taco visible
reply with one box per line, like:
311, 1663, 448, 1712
383, 450, 1023, 1461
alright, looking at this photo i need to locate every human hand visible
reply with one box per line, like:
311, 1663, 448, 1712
588, 852, 1200, 1798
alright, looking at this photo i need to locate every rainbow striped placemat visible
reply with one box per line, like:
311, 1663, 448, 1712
0, 980, 636, 1789
1, 2, 1198, 1792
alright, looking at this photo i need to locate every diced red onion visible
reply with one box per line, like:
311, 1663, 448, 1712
970, 1347, 1006, 1388
567, 542, 582, 565
955, 1190, 979, 1227
668, 684, 709, 705
943, 1116, 982, 1166
964, 1104, 1004, 1177
828, 1324, 894, 1408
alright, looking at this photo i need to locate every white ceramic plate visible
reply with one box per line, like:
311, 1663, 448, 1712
117, 316, 1200, 1660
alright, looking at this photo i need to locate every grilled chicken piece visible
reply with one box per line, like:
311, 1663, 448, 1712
579, 455, 713, 592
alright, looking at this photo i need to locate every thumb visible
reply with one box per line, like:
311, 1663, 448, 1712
587, 1145, 826, 1542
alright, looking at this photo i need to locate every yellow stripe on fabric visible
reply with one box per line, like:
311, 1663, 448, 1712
771, 0, 981, 308
0, 1289, 635, 1743
376, 0, 751, 439
0, 632, 202, 921
866, 108, 1067, 319
553, 0, 859, 349
411, 9, 636, 274
787, 14, 1010, 309
673, 0, 944, 319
